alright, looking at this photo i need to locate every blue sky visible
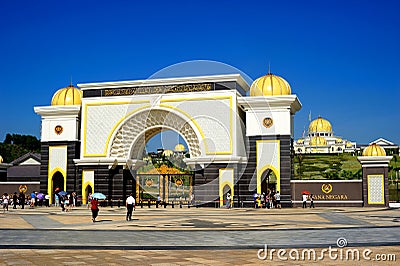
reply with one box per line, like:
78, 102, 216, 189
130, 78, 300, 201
0, 0, 399, 151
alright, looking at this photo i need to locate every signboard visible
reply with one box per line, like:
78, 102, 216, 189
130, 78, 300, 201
291, 180, 362, 206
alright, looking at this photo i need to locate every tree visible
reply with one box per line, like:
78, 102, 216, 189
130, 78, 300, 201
0, 133, 40, 163
4, 134, 12, 144
2, 134, 40, 152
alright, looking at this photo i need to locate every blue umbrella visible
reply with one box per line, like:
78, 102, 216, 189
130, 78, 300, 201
37, 193, 45, 200
91, 192, 106, 200
57, 191, 67, 196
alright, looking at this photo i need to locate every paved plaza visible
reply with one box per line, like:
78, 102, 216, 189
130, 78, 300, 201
0, 206, 399, 265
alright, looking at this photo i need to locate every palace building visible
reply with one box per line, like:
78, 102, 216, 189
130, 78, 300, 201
34, 72, 302, 207
33, 70, 395, 208
294, 116, 356, 154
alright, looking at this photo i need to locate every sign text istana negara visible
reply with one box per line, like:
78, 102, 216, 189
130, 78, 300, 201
104, 83, 212, 96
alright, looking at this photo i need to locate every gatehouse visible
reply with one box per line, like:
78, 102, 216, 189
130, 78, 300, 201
34, 71, 392, 207
35, 72, 302, 207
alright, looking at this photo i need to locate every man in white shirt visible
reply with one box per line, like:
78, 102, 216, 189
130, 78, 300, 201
275, 191, 281, 209
302, 193, 308, 208
126, 193, 135, 221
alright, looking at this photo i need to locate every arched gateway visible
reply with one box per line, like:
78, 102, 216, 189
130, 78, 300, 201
34, 73, 301, 207
109, 108, 201, 159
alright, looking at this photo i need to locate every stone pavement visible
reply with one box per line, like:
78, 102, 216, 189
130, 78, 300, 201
0, 247, 399, 266
0, 206, 399, 265
2, 205, 400, 230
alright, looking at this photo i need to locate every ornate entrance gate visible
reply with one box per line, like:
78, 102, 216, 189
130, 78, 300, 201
136, 165, 193, 205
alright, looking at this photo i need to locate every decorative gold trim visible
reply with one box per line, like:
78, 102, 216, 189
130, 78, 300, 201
48, 145, 67, 205
82, 170, 95, 204
367, 174, 385, 204
83, 95, 233, 157
219, 168, 234, 207
83, 100, 151, 157
160, 95, 233, 155
256, 140, 280, 194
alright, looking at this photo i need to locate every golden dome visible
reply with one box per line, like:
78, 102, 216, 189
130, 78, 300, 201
250, 73, 291, 96
336, 138, 343, 144
346, 141, 353, 148
308, 117, 332, 133
310, 136, 327, 146
362, 143, 386, 156
162, 150, 173, 157
297, 139, 304, 144
174, 144, 186, 152
51, 85, 83, 106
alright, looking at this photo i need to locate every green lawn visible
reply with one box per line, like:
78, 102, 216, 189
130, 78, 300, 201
294, 153, 362, 180
294, 153, 399, 180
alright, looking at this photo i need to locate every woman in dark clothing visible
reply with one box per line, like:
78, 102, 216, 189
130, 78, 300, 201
19, 193, 25, 209
13, 192, 18, 209
310, 194, 315, 208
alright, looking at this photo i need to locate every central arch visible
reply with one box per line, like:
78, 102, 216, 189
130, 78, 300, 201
109, 108, 202, 159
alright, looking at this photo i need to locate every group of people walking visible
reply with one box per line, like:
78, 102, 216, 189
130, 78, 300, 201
55, 192, 78, 212
302, 193, 315, 208
1, 190, 57, 212
254, 190, 281, 209
88, 193, 136, 223
1, 192, 31, 212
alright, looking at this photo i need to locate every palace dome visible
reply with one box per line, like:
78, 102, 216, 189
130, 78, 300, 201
336, 138, 343, 144
250, 73, 291, 96
362, 143, 386, 156
308, 117, 332, 133
51, 85, 83, 106
174, 144, 186, 152
297, 139, 304, 144
310, 136, 327, 146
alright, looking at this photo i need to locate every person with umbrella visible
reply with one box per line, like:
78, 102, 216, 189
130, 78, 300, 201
36, 193, 44, 207
56, 191, 67, 211
302, 191, 309, 208
90, 196, 100, 222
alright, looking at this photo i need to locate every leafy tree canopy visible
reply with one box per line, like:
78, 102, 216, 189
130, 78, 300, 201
0, 134, 40, 163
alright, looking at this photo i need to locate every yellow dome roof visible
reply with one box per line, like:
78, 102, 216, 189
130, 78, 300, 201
250, 73, 291, 96
174, 144, 186, 152
346, 141, 353, 148
308, 116, 332, 133
51, 85, 83, 106
362, 143, 386, 156
336, 138, 343, 144
162, 150, 174, 157
310, 136, 327, 146
297, 139, 304, 144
